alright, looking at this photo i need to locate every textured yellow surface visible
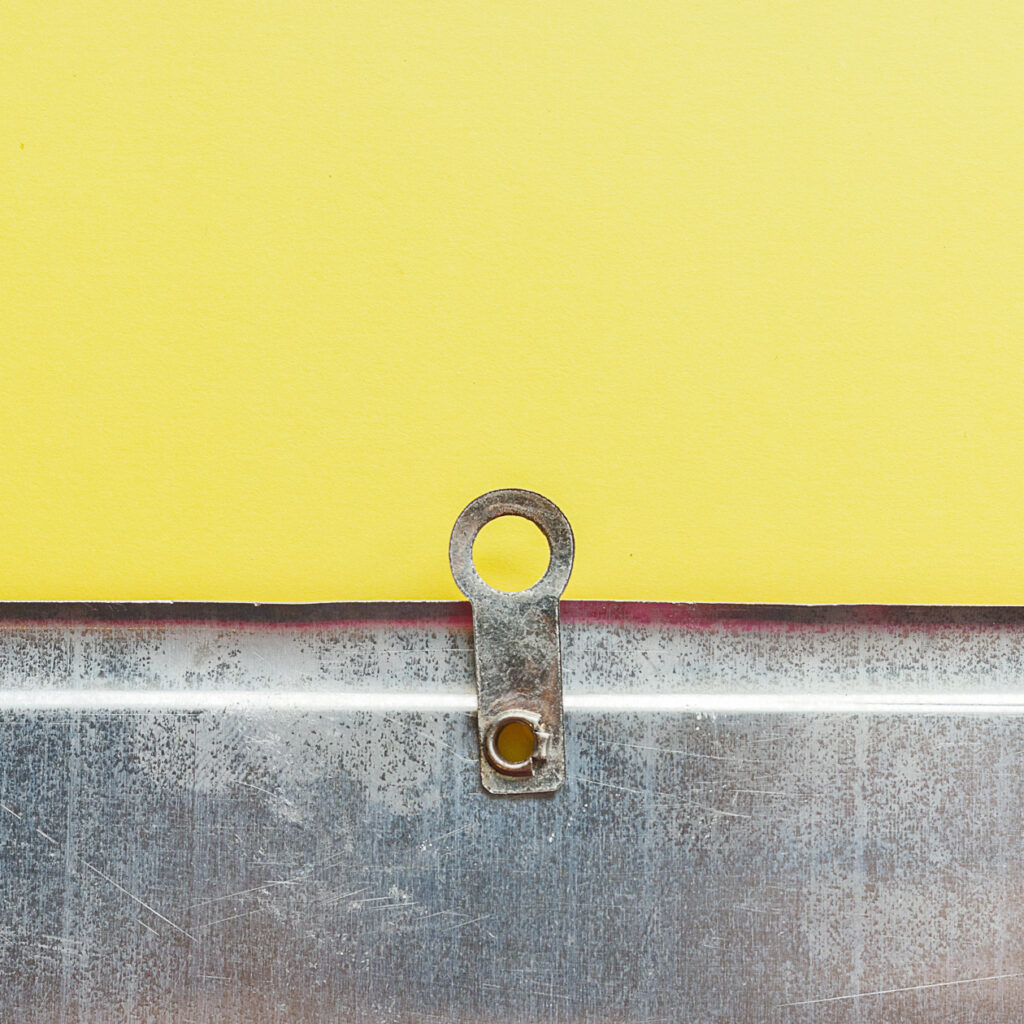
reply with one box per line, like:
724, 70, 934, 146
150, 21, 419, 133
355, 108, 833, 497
2, 2, 1023, 602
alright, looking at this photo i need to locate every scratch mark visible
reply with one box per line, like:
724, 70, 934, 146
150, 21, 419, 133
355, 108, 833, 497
571, 774, 657, 798
779, 971, 1024, 1008
421, 732, 476, 764
136, 918, 159, 937
201, 907, 269, 928
443, 913, 492, 932
0, 802, 22, 820
231, 780, 294, 807
607, 740, 751, 764
190, 880, 297, 909
82, 862, 196, 942
322, 886, 372, 906
36, 828, 58, 845
572, 775, 751, 819
428, 824, 473, 845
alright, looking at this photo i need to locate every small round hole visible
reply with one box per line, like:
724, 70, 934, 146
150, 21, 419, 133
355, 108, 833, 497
494, 718, 536, 766
472, 514, 550, 593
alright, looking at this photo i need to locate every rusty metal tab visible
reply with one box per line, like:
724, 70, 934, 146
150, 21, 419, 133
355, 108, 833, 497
449, 489, 573, 794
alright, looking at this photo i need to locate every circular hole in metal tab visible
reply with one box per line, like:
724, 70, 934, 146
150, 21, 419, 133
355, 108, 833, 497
494, 718, 536, 764
484, 711, 550, 777
472, 515, 551, 593
449, 489, 574, 603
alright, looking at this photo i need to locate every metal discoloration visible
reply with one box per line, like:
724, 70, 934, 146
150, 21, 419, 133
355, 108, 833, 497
2, 603, 1024, 1021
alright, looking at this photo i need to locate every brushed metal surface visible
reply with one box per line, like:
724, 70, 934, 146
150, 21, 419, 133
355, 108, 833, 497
3, 602, 1024, 1022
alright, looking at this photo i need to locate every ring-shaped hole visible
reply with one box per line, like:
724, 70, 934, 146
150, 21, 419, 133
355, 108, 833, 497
449, 489, 573, 601
494, 718, 536, 766
472, 514, 551, 593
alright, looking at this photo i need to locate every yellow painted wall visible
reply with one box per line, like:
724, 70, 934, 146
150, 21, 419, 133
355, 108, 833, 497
2, 2, 1022, 602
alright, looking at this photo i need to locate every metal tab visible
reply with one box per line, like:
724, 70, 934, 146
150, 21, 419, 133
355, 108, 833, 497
449, 489, 573, 794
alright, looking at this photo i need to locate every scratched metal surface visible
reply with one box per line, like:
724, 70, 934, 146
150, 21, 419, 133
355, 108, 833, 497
3, 602, 1024, 1022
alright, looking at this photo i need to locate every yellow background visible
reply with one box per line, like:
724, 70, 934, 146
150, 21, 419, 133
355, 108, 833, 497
2, 1, 1023, 602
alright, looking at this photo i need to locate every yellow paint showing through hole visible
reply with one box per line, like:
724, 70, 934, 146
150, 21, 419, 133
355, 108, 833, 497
495, 719, 536, 766
472, 516, 550, 593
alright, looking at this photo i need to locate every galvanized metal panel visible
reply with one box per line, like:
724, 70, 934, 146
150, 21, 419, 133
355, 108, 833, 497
3, 602, 1024, 1022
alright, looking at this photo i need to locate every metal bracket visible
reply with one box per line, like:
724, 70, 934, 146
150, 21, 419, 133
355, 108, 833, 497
449, 489, 574, 794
